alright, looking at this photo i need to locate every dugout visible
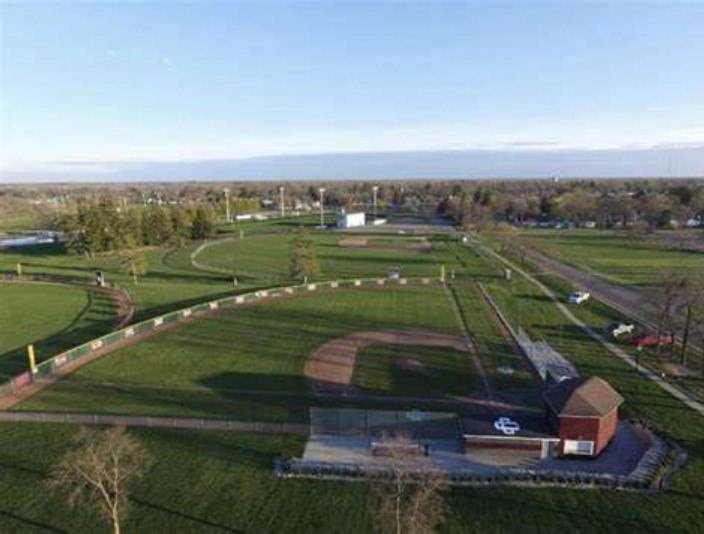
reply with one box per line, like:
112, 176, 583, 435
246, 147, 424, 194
461, 413, 560, 460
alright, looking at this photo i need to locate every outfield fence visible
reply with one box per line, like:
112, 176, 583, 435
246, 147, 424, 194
0, 276, 439, 400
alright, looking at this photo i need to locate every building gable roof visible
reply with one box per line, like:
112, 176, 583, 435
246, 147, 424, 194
543, 376, 623, 417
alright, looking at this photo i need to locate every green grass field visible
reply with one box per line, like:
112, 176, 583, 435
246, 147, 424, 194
521, 229, 704, 286
17, 286, 469, 420
194, 232, 469, 283
352, 343, 479, 397
451, 283, 541, 406
0, 282, 118, 379
4, 225, 704, 532
0, 244, 235, 323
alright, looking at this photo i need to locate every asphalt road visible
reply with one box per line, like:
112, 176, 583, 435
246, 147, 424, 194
519, 245, 704, 347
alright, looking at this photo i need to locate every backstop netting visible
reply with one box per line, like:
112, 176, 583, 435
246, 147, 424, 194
310, 408, 461, 440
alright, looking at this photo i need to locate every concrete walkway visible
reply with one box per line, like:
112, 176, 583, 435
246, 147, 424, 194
470, 239, 704, 418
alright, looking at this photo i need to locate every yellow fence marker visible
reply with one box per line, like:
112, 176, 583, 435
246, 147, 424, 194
16, 263, 22, 276
27, 344, 37, 374
440, 264, 446, 283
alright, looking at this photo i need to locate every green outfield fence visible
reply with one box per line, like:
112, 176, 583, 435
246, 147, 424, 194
0, 276, 439, 399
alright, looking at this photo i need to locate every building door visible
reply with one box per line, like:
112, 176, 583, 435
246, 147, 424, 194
563, 440, 595, 455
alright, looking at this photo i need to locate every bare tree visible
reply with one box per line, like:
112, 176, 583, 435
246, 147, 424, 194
656, 272, 688, 347
371, 433, 447, 534
680, 275, 704, 365
49, 426, 152, 534
119, 247, 148, 285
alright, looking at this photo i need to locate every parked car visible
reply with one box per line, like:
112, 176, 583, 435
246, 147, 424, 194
633, 332, 674, 349
605, 322, 635, 338
568, 291, 591, 304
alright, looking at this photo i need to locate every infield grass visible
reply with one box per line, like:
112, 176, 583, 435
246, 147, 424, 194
352, 343, 480, 398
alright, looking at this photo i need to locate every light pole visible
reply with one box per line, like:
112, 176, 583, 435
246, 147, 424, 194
318, 187, 326, 228
279, 186, 285, 218
372, 185, 379, 221
224, 188, 231, 223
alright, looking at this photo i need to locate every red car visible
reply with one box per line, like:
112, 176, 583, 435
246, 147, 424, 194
633, 332, 674, 349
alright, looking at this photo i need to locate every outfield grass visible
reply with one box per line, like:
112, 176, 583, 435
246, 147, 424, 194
17, 286, 465, 420
352, 343, 479, 398
0, 282, 118, 379
521, 229, 704, 286
194, 232, 473, 284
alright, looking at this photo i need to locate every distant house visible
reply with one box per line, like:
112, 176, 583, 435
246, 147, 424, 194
543, 376, 623, 457
338, 212, 366, 229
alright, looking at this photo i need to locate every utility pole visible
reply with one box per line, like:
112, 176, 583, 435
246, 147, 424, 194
224, 188, 231, 223
372, 185, 378, 221
318, 187, 326, 228
279, 186, 285, 218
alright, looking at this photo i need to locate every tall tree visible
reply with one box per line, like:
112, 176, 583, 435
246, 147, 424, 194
191, 205, 216, 240
141, 205, 173, 245
169, 206, 193, 246
289, 226, 320, 282
679, 274, 704, 365
49, 426, 152, 534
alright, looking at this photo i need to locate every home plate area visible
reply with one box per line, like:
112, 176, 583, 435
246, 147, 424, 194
294, 407, 662, 480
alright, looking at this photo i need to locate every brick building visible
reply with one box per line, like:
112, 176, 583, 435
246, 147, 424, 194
543, 376, 624, 456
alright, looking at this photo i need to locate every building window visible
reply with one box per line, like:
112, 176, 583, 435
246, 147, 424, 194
563, 440, 594, 455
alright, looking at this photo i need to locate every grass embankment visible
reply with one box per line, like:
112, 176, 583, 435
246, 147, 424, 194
0, 282, 118, 379
0, 243, 233, 324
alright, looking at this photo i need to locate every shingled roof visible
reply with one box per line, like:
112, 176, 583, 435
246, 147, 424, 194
543, 376, 623, 417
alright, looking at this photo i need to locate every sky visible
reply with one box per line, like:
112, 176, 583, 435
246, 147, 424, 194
1, 0, 703, 182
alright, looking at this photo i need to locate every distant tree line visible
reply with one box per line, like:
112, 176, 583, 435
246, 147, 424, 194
5, 178, 703, 235
57, 198, 216, 257
442, 182, 704, 231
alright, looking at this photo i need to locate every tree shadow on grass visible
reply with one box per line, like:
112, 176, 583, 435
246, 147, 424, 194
0, 509, 66, 533
131, 498, 244, 533
0, 291, 120, 378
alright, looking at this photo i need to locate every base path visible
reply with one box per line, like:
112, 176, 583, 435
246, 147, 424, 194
305, 329, 470, 394
0, 410, 309, 435
470, 238, 704, 418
